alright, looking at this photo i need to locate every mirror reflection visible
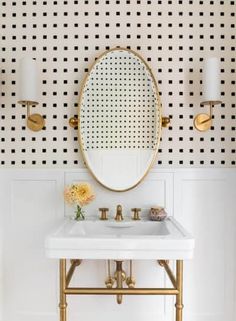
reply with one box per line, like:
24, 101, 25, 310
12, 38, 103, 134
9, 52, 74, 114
79, 48, 162, 191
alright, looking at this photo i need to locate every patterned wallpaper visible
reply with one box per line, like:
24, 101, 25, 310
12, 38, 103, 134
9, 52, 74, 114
0, 0, 235, 167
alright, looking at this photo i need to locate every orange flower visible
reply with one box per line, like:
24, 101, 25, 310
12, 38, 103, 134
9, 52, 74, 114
64, 182, 95, 207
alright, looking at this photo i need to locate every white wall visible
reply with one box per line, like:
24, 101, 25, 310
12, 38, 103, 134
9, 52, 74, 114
0, 168, 235, 321
0, 3, 235, 321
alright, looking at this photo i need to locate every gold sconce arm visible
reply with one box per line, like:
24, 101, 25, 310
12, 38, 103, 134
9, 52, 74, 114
18, 100, 45, 132
194, 100, 221, 132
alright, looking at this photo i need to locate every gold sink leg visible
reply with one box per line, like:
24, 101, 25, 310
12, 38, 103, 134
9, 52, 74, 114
59, 259, 67, 321
176, 260, 183, 321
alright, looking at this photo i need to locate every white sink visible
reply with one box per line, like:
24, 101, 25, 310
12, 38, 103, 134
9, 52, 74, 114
69, 220, 170, 236
45, 217, 194, 260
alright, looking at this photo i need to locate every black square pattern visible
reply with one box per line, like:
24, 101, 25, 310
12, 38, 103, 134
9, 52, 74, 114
0, 0, 235, 167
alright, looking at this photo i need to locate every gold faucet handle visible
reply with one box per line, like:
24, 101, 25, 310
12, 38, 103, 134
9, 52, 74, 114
99, 208, 109, 220
131, 208, 141, 220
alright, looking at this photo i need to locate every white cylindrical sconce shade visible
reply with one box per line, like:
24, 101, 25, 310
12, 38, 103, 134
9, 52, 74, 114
18, 57, 39, 103
202, 57, 221, 103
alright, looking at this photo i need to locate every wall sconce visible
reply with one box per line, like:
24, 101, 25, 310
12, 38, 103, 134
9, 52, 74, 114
194, 57, 222, 132
18, 57, 45, 132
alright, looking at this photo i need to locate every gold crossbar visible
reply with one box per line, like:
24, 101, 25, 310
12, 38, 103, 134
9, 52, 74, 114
65, 287, 179, 295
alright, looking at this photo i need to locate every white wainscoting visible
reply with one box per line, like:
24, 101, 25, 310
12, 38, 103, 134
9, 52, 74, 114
0, 169, 235, 321
0, 170, 65, 321
173, 170, 236, 321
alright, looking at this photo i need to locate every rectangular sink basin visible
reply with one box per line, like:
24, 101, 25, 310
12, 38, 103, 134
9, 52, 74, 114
69, 220, 170, 236
45, 217, 194, 260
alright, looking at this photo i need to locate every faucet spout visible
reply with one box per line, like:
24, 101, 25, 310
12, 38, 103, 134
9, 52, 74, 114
115, 205, 124, 221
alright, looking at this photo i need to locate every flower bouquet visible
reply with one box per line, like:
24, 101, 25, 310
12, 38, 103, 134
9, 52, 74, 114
64, 182, 95, 220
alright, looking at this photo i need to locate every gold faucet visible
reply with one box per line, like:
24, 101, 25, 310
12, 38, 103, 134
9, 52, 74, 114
115, 205, 124, 221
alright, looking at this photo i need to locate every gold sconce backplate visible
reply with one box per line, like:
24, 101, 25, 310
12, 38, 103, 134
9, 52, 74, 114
27, 114, 45, 132
193, 113, 212, 132
194, 100, 222, 132
18, 100, 45, 132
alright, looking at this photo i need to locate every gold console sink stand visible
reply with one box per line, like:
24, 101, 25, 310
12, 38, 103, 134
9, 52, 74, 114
59, 259, 184, 321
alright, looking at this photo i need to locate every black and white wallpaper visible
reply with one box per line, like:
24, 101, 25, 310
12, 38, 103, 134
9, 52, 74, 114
0, 0, 235, 167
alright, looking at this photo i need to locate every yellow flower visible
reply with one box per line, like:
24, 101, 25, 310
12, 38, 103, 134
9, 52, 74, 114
73, 183, 95, 206
64, 182, 95, 207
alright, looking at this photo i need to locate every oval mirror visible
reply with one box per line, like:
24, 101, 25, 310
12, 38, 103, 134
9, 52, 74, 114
79, 48, 162, 191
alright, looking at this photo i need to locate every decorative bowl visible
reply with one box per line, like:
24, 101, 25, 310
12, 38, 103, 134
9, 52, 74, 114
149, 207, 167, 221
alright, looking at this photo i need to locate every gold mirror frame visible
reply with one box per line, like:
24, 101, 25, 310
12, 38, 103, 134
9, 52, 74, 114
77, 47, 162, 192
